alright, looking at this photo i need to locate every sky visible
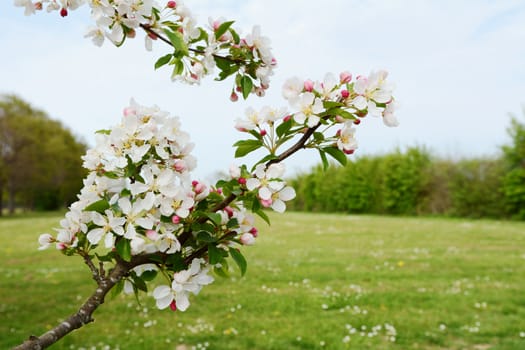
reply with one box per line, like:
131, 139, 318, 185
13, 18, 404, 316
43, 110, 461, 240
1, 0, 525, 180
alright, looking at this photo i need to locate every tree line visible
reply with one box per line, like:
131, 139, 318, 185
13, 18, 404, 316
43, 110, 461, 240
288, 111, 525, 219
0, 95, 87, 215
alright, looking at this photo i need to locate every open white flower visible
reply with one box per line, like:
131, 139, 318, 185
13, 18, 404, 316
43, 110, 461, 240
153, 258, 214, 311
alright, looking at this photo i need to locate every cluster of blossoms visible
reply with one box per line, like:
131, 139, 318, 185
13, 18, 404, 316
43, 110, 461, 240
38, 99, 295, 312
232, 71, 398, 172
15, 0, 276, 97
281, 70, 398, 155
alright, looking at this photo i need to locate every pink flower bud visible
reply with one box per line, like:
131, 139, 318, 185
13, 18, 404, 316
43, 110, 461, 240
255, 87, 265, 97
56, 242, 67, 250
340, 71, 352, 84
260, 129, 267, 136
238, 177, 247, 185
194, 182, 206, 194
60, 7, 68, 17
224, 206, 234, 217
173, 160, 186, 172
336, 129, 342, 137
271, 57, 278, 66
216, 188, 223, 194
35, 2, 43, 10
170, 300, 177, 311
353, 118, 361, 125
341, 89, 349, 99
335, 115, 345, 123
249, 227, 258, 237
344, 149, 355, 155
171, 216, 181, 224
283, 115, 292, 122
230, 91, 239, 102
240, 233, 256, 245
192, 180, 199, 187
260, 198, 273, 208
304, 79, 314, 92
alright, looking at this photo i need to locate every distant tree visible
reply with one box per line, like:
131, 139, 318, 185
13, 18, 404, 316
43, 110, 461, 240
501, 106, 525, 219
0, 94, 86, 214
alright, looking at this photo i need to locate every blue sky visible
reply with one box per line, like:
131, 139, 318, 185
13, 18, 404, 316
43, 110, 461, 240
1, 1, 525, 180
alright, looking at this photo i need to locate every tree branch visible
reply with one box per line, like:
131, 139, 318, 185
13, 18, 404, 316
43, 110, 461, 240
13, 258, 143, 350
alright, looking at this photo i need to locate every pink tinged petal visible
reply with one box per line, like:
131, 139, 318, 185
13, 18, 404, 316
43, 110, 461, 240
38, 234, 53, 250
175, 292, 190, 311
156, 294, 175, 310
240, 233, 256, 245
271, 199, 286, 213
87, 228, 104, 245
279, 187, 296, 201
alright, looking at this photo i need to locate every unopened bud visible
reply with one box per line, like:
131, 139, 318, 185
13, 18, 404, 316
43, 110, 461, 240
353, 118, 361, 125
340, 71, 352, 84
335, 115, 345, 123
167, 1, 177, 9
35, 2, 43, 10
60, 7, 68, 17
238, 177, 247, 185
249, 227, 258, 237
341, 89, 349, 99
230, 91, 239, 102
260, 129, 267, 136
344, 149, 355, 155
169, 300, 177, 311
304, 79, 314, 92
255, 87, 265, 97
283, 115, 292, 122
171, 216, 181, 224
126, 28, 136, 39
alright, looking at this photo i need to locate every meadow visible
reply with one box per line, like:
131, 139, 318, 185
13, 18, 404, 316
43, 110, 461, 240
1, 212, 525, 350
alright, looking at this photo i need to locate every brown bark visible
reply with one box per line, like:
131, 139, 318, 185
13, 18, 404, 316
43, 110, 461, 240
12, 261, 130, 350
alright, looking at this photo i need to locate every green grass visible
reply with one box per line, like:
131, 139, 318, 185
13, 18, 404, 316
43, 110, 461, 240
1, 212, 525, 350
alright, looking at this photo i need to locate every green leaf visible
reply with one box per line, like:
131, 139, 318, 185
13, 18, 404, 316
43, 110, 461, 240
313, 132, 325, 142
132, 274, 148, 292
229, 247, 247, 276
140, 270, 158, 282
323, 146, 348, 166
254, 208, 271, 225
215, 20, 235, 40
233, 139, 263, 158
323, 101, 345, 109
163, 29, 188, 55
208, 244, 226, 265
319, 149, 329, 171
214, 260, 230, 278
215, 56, 232, 72
116, 238, 132, 262
240, 75, 253, 99
325, 108, 356, 120
85, 199, 110, 213
171, 59, 184, 79
154, 53, 173, 70
110, 280, 124, 299
196, 230, 216, 243
230, 28, 240, 44
276, 118, 292, 138
226, 218, 239, 229
207, 213, 223, 226
95, 129, 111, 135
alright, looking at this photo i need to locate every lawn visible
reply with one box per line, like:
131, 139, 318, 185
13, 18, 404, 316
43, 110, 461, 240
1, 212, 525, 350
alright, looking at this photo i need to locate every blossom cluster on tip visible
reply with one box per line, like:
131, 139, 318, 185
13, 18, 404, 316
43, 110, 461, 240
15, 0, 276, 97
233, 71, 397, 161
